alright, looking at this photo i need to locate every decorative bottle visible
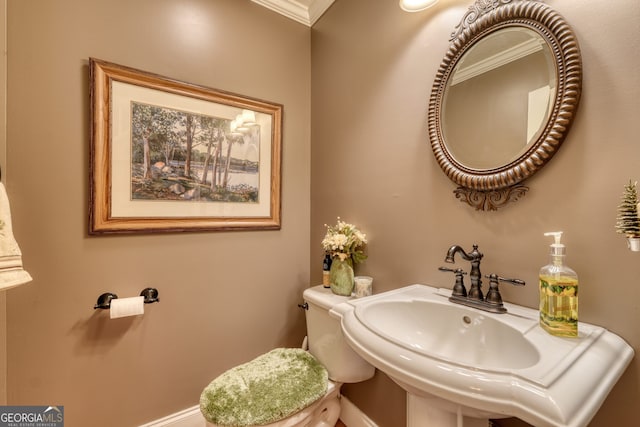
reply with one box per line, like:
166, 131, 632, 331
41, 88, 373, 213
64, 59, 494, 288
322, 254, 332, 288
539, 231, 578, 337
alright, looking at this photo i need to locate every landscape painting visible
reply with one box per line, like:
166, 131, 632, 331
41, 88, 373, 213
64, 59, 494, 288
130, 102, 261, 204
89, 58, 282, 234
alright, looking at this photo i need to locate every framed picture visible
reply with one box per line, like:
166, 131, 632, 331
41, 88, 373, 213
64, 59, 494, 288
89, 58, 282, 234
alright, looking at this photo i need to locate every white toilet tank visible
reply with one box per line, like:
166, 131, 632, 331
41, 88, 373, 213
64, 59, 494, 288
303, 285, 375, 383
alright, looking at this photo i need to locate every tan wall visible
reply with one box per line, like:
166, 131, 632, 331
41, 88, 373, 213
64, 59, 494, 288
5, 0, 310, 426
0, 0, 7, 406
311, 0, 639, 426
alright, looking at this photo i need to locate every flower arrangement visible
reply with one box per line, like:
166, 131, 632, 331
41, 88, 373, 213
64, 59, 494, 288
321, 217, 367, 264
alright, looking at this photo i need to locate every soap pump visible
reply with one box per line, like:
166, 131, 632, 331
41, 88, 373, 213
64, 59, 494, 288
539, 231, 579, 337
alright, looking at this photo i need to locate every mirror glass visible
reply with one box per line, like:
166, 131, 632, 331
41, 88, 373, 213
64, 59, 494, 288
442, 27, 557, 170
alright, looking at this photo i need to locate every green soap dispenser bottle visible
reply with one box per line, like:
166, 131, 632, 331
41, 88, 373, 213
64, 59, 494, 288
539, 231, 579, 337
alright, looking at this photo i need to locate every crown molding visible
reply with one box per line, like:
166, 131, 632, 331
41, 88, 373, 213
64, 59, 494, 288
251, 0, 335, 27
450, 38, 544, 86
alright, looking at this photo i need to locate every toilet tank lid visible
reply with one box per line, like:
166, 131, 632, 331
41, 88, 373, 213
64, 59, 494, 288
303, 285, 352, 311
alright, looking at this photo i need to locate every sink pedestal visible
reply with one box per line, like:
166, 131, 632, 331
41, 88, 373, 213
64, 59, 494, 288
408, 394, 490, 427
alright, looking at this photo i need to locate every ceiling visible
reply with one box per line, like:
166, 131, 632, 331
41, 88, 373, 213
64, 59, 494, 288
251, 0, 336, 26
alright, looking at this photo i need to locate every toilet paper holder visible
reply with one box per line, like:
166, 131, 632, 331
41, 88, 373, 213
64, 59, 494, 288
94, 287, 159, 309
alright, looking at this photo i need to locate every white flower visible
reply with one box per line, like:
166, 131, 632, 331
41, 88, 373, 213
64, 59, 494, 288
321, 217, 368, 264
354, 230, 367, 244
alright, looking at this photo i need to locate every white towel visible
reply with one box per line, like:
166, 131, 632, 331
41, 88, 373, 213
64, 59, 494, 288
0, 182, 32, 290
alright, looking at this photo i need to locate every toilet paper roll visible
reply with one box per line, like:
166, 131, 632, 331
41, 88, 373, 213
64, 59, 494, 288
110, 296, 144, 319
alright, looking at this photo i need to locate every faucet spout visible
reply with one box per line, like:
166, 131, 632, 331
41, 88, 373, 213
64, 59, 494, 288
445, 245, 471, 263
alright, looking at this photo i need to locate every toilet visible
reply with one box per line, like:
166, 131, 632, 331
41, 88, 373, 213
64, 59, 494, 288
200, 285, 375, 427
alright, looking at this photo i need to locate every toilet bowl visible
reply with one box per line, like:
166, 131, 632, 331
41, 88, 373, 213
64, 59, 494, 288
200, 285, 375, 427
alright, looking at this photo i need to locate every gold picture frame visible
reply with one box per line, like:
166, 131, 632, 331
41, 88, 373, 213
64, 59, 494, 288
89, 58, 282, 234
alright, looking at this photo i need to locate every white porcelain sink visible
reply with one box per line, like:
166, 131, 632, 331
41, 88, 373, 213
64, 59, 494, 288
331, 284, 634, 427
357, 298, 540, 370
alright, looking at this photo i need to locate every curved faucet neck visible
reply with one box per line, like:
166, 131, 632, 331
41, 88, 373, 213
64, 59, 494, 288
446, 244, 483, 263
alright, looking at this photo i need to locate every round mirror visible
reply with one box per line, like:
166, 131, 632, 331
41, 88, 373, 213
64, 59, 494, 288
428, 0, 582, 210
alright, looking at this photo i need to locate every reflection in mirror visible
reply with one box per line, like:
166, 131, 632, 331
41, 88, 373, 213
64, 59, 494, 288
427, 0, 582, 210
443, 28, 557, 170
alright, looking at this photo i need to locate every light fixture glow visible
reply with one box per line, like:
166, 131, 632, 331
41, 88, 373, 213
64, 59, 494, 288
241, 109, 257, 126
234, 114, 250, 132
229, 119, 243, 137
399, 0, 439, 12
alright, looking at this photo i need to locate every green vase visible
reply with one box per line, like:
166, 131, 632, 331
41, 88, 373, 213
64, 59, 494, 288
329, 257, 354, 296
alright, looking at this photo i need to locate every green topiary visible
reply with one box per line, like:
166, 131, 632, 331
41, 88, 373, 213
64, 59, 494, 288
615, 180, 640, 238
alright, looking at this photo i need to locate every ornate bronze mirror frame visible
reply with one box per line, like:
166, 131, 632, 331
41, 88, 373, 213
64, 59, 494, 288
428, 0, 582, 210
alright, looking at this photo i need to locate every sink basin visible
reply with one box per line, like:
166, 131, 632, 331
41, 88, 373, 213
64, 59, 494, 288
331, 284, 634, 427
357, 298, 539, 370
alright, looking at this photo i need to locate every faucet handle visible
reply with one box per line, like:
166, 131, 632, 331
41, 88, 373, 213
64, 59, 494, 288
484, 274, 526, 306
492, 275, 526, 287
438, 266, 464, 274
439, 267, 468, 297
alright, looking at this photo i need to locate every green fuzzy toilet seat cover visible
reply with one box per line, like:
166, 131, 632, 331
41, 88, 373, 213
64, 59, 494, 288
200, 348, 329, 427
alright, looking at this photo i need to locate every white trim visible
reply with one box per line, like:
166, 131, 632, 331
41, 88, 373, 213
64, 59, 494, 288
450, 38, 543, 86
339, 394, 379, 427
306, 0, 335, 25
250, 0, 335, 27
137, 395, 378, 427
138, 406, 204, 427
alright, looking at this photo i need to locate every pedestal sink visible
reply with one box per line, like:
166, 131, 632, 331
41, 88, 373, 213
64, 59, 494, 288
330, 284, 634, 427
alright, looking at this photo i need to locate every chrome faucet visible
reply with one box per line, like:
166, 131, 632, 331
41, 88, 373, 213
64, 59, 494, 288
440, 244, 525, 314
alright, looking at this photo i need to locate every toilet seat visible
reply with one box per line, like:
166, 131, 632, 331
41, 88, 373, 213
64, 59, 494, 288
205, 381, 341, 427
201, 348, 331, 427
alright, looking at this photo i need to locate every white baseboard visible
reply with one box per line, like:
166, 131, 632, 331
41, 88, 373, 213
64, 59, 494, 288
138, 396, 378, 427
339, 394, 379, 427
138, 406, 204, 427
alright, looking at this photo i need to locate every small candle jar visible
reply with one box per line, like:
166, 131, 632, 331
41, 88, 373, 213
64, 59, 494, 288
354, 276, 373, 298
